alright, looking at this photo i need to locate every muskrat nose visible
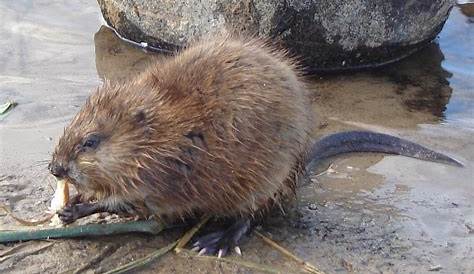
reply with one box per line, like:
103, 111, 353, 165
49, 162, 67, 178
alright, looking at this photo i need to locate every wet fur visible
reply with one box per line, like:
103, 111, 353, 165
51, 35, 314, 221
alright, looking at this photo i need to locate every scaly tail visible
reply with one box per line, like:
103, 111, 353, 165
306, 131, 464, 171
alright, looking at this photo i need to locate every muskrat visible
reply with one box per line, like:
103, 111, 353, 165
49, 35, 462, 257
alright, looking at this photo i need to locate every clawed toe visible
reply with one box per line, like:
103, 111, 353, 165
57, 206, 76, 224
192, 219, 251, 257
234, 246, 242, 256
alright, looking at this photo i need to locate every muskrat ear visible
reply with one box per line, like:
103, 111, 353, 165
133, 109, 147, 125
133, 108, 153, 138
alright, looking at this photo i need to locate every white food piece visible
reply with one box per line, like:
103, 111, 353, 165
49, 179, 70, 211
49, 179, 70, 226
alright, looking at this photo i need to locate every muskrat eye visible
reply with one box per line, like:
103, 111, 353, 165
82, 133, 101, 150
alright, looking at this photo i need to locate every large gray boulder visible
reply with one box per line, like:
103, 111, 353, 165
97, 0, 453, 71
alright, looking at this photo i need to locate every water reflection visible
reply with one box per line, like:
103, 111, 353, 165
439, 6, 474, 129
94, 26, 156, 82
375, 43, 453, 118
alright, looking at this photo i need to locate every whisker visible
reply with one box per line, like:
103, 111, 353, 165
46, 176, 55, 192
28, 160, 50, 167
36, 174, 56, 193
28, 165, 50, 174
33, 160, 50, 166
29, 163, 48, 168
36, 173, 49, 185
34, 159, 50, 163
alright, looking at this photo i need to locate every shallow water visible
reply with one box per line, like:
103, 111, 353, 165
0, 1, 473, 273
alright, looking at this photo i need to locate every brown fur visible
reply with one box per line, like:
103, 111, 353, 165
51, 35, 314, 220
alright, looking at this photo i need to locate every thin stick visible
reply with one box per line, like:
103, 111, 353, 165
175, 215, 210, 252
103, 240, 178, 274
0, 101, 17, 115
313, 163, 336, 178
0, 242, 31, 257
0, 242, 54, 263
0, 220, 164, 243
178, 249, 284, 274
73, 244, 118, 274
255, 231, 325, 274
0, 203, 54, 226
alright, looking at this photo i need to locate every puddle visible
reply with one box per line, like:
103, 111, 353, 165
0, 1, 473, 273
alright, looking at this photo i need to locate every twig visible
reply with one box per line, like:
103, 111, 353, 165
0, 242, 54, 264
0, 220, 164, 243
0, 203, 54, 226
73, 244, 118, 274
0, 101, 17, 115
175, 215, 210, 252
0, 242, 31, 257
178, 249, 285, 274
103, 240, 178, 274
255, 231, 325, 274
313, 163, 336, 178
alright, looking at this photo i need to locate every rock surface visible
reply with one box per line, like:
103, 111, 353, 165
97, 0, 454, 71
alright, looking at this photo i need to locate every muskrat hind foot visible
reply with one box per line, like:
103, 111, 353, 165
193, 219, 251, 257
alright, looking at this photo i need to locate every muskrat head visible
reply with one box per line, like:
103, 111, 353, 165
49, 83, 153, 196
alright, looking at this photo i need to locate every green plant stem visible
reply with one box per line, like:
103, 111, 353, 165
0, 220, 164, 243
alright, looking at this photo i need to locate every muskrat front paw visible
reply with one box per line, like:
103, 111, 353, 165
58, 202, 105, 224
57, 205, 80, 224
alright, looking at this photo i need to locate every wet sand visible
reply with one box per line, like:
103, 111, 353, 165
0, 1, 473, 273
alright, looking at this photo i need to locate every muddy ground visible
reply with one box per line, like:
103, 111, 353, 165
0, 1, 473, 273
